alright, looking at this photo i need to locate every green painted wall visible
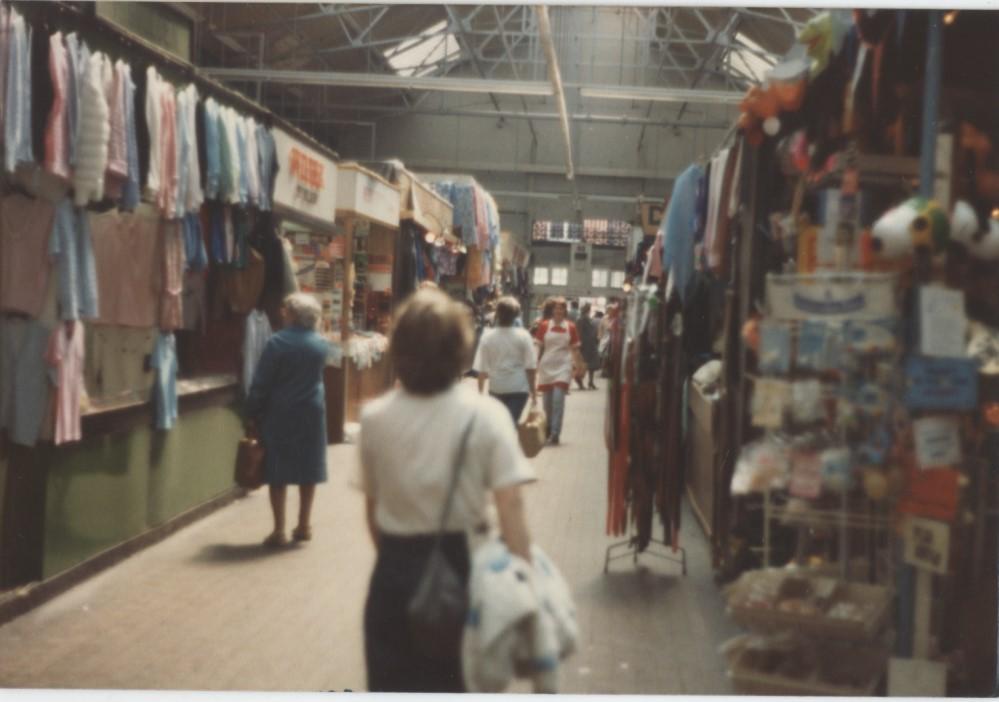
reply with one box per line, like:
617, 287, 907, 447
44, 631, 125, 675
42, 403, 242, 579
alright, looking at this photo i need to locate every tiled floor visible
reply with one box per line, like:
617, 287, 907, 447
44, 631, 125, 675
0, 381, 738, 693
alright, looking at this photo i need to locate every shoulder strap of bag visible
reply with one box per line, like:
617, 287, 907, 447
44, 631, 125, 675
435, 415, 477, 539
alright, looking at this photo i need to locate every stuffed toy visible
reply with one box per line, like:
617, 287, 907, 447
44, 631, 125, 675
798, 11, 852, 79
950, 200, 999, 260
870, 197, 949, 259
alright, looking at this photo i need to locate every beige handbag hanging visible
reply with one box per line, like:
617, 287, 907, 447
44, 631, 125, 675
518, 407, 547, 458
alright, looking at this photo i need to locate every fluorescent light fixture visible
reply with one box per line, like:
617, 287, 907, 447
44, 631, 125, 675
204, 68, 554, 97
578, 85, 744, 105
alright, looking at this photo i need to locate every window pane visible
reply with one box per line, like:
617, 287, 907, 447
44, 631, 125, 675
551, 267, 568, 286
610, 271, 626, 289
533, 267, 550, 285
591, 268, 609, 288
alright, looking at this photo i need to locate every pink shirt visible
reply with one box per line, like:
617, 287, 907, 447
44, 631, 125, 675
157, 87, 177, 217
0, 194, 55, 316
45, 32, 71, 179
89, 208, 162, 328
46, 320, 84, 445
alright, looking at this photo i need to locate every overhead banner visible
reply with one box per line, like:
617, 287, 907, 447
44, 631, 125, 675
272, 128, 338, 229
766, 273, 897, 321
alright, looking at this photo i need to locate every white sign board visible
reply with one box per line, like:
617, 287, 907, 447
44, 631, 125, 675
903, 516, 950, 574
887, 657, 948, 697
766, 273, 896, 321
337, 164, 400, 230
272, 128, 338, 229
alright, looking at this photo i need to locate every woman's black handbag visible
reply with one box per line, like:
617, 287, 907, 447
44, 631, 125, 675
407, 417, 476, 660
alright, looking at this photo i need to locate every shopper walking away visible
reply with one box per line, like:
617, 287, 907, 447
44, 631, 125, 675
474, 296, 537, 424
576, 303, 601, 390
359, 289, 535, 692
568, 299, 580, 322
245, 293, 331, 547
535, 297, 581, 445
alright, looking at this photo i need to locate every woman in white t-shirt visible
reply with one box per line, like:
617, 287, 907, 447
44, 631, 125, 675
359, 289, 535, 693
473, 296, 537, 424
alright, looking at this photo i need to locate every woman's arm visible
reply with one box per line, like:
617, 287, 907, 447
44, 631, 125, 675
494, 484, 532, 563
244, 341, 279, 425
365, 497, 380, 550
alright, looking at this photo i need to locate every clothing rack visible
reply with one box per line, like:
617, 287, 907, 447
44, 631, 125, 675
11, 0, 339, 165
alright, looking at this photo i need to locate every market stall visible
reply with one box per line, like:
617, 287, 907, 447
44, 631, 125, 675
644, 8, 999, 696
0, 3, 333, 592
335, 162, 401, 426
369, 163, 457, 305
420, 174, 501, 302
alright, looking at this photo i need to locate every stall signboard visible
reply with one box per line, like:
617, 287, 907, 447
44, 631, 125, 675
337, 163, 401, 230
409, 179, 454, 239
902, 516, 950, 574
766, 273, 896, 321
272, 128, 338, 229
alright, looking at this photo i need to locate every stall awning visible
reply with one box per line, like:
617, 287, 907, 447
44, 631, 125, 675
335, 162, 401, 230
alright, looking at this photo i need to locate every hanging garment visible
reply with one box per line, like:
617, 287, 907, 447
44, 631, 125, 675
173, 84, 190, 219
202, 97, 220, 200
220, 106, 241, 204
160, 220, 185, 331
119, 61, 140, 211
242, 309, 273, 395
1, 317, 53, 447
46, 320, 84, 445
661, 163, 704, 302
710, 143, 741, 277
244, 117, 260, 206
181, 84, 202, 213
89, 208, 162, 328
63, 32, 83, 168
144, 65, 163, 198
44, 32, 71, 179
182, 212, 208, 272
703, 148, 731, 271
255, 123, 275, 211
104, 58, 128, 200
156, 84, 177, 217
4, 10, 33, 173
235, 115, 250, 205
73, 52, 110, 205
0, 194, 56, 316
49, 199, 99, 321
151, 332, 178, 430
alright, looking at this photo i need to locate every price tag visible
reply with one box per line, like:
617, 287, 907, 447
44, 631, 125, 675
902, 516, 950, 574
913, 416, 962, 470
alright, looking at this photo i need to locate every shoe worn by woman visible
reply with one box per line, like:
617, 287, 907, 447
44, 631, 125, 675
263, 531, 288, 548
292, 526, 313, 542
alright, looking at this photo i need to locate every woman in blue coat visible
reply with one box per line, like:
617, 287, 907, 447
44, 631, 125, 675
246, 293, 331, 547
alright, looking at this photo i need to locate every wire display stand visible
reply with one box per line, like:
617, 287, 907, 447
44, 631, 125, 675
603, 535, 687, 575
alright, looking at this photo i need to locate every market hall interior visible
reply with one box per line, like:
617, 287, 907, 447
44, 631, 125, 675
1, 2, 998, 697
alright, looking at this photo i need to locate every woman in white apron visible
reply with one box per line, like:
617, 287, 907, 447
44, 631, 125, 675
534, 297, 581, 445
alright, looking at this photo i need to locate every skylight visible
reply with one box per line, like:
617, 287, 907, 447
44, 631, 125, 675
728, 33, 777, 84
384, 21, 461, 77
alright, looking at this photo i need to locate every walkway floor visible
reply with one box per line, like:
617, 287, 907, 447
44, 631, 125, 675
0, 381, 738, 693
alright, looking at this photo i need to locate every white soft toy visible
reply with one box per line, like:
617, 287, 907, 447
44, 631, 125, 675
870, 197, 950, 260
950, 200, 999, 260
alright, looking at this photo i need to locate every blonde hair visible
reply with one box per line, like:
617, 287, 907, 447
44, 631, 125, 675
283, 293, 322, 330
